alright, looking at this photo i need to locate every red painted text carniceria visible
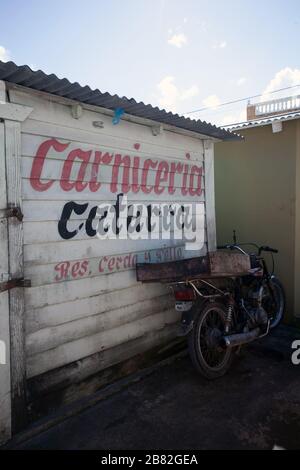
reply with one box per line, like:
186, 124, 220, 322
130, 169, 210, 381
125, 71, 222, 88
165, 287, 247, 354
29, 138, 203, 197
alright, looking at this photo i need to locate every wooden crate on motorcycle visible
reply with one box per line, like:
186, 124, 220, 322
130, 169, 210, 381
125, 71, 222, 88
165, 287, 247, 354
136, 251, 251, 282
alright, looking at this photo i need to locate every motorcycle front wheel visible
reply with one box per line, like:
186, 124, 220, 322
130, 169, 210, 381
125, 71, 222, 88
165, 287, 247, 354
263, 277, 285, 329
188, 301, 234, 380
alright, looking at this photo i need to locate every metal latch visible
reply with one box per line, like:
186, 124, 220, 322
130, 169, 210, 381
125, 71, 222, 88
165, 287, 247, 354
0, 277, 31, 293
5, 205, 23, 222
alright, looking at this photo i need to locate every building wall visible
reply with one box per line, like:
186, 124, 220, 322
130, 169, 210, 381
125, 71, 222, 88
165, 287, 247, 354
294, 119, 300, 317
215, 120, 298, 321
1, 86, 213, 422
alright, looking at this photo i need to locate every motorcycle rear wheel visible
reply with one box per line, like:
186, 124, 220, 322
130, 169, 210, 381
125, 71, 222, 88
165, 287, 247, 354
188, 301, 234, 380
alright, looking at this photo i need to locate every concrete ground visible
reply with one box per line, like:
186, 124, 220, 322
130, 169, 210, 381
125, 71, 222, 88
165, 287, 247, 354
7, 326, 300, 450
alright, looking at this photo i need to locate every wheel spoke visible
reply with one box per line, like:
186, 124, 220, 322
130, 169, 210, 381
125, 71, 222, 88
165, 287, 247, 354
198, 307, 228, 369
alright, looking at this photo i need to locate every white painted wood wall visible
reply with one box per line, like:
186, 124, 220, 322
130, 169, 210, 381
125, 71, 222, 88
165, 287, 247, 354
0, 83, 216, 443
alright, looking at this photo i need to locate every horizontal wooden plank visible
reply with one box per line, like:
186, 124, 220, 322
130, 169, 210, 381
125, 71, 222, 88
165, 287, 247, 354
11, 88, 205, 154
55, 335, 184, 412
22, 199, 205, 222
23, 218, 205, 244
21, 122, 204, 162
24, 269, 168, 310
24, 245, 186, 286
21, 133, 204, 165
26, 284, 173, 333
26, 294, 173, 355
21, 152, 203, 177
27, 308, 180, 377
27, 323, 179, 398
22, 178, 205, 202
24, 237, 189, 265
0, 102, 32, 122
22, 129, 204, 170
21, 156, 205, 195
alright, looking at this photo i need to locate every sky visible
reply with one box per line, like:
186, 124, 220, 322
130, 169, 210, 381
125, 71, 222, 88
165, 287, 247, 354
0, 0, 299, 126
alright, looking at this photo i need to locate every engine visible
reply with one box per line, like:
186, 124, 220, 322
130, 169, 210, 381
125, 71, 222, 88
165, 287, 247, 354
245, 286, 269, 328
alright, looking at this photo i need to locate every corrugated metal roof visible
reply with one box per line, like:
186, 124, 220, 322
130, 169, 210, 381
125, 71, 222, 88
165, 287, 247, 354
0, 61, 241, 141
225, 111, 300, 131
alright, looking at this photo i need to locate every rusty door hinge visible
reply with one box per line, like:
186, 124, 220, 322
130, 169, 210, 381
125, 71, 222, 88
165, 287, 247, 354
5, 206, 23, 222
0, 277, 31, 293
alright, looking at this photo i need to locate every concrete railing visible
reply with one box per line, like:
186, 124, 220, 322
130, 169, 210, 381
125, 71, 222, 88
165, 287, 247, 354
247, 95, 300, 120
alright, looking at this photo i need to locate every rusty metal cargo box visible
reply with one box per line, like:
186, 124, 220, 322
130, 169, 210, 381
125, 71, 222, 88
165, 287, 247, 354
136, 251, 251, 283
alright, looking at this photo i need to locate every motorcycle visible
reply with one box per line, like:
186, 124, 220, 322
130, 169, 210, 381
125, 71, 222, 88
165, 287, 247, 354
172, 241, 285, 379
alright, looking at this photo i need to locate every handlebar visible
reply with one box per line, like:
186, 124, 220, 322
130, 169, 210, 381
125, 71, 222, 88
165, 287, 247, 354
258, 246, 278, 254
217, 244, 278, 255
216, 244, 248, 255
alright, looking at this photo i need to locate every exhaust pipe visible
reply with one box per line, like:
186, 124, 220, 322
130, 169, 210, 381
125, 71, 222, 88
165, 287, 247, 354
222, 327, 261, 348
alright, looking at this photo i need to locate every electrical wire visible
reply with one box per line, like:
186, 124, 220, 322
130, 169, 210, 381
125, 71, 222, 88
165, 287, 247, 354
185, 83, 300, 115
221, 109, 300, 128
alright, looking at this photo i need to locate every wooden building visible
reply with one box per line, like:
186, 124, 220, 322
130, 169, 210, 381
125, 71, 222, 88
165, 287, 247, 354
0, 61, 238, 444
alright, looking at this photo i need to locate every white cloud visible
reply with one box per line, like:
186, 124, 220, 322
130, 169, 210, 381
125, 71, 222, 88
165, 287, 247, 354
181, 85, 199, 101
220, 109, 247, 126
213, 41, 227, 49
188, 106, 246, 127
197, 20, 207, 32
167, 33, 188, 48
157, 76, 199, 112
237, 77, 246, 86
183, 17, 188, 24
202, 94, 221, 110
261, 67, 300, 101
0, 46, 9, 62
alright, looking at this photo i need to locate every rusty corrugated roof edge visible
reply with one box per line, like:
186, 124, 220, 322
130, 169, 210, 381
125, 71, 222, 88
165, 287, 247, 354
0, 61, 242, 141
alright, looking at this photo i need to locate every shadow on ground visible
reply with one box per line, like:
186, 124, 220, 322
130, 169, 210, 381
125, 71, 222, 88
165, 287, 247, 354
9, 326, 300, 450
